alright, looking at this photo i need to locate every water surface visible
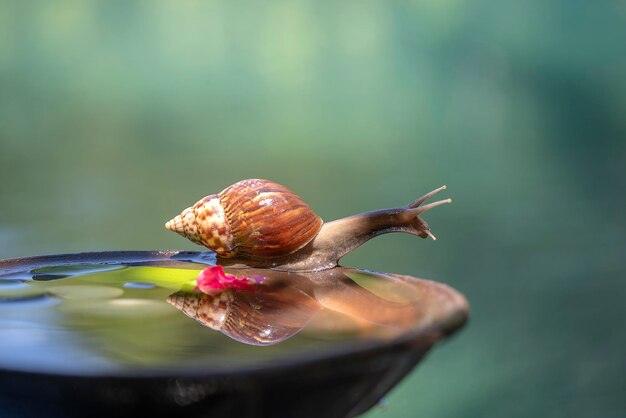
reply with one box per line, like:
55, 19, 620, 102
0, 257, 464, 376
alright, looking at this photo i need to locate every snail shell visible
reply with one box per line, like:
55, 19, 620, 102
165, 179, 323, 258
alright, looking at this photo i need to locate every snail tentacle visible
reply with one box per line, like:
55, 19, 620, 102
408, 185, 447, 208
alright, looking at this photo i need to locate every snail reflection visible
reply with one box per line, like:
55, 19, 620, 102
167, 265, 430, 346
167, 266, 321, 346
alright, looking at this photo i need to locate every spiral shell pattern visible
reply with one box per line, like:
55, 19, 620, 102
165, 194, 236, 257
165, 179, 323, 258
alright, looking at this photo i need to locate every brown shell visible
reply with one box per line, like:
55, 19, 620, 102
165, 179, 323, 259
219, 179, 323, 258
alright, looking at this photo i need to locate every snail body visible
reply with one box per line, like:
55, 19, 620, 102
166, 179, 451, 271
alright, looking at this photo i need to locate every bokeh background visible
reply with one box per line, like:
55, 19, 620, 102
1, 1, 625, 417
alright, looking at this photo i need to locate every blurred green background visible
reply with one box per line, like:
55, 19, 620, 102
1, 1, 625, 417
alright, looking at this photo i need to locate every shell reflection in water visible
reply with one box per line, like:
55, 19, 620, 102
167, 269, 321, 346
167, 267, 467, 347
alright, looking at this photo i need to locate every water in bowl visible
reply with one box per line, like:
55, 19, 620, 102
0, 254, 465, 378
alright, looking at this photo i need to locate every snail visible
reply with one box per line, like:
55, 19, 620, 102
165, 179, 451, 271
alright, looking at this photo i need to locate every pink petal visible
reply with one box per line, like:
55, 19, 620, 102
196, 266, 263, 295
